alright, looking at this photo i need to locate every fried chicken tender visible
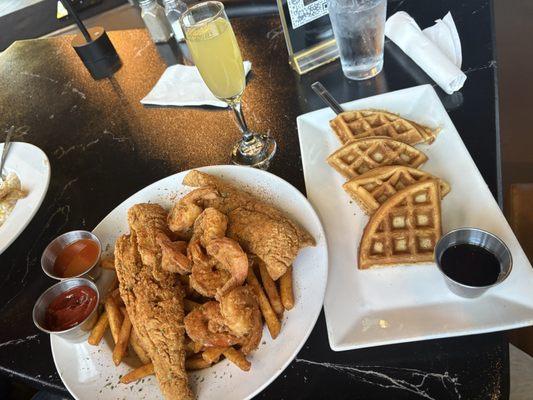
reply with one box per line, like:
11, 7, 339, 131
115, 204, 192, 400
226, 206, 304, 281
182, 170, 315, 280
127, 203, 169, 271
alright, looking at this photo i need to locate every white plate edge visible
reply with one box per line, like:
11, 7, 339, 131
0, 142, 51, 255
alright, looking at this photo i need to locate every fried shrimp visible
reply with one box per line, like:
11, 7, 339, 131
184, 301, 241, 348
168, 187, 219, 237
206, 238, 249, 299
190, 207, 228, 248
157, 233, 191, 274
220, 286, 262, 354
189, 241, 230, 298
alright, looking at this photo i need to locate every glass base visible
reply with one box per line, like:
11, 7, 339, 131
231, 133, 276, 169
342, 59, 383, 81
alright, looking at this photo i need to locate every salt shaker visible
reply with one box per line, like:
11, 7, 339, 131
164, 0, 188, 41
139, 0, 173, 43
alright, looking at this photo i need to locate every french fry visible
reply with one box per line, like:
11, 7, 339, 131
113, 314, 132, 366
120, 363, 154, 384
185, 354, 212, 371
104, 296, 123, 343
130, 328, 151, 364
202, 347, 227, 364
247, 269, 281, 339
223, 348, 251, 371
184, 299, 201, 312
280, 265, 295, 310
87, 311, 109, 346
258, 262, 284, 315
100, 256, 115, 270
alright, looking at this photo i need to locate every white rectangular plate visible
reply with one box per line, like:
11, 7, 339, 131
297, 84, 533, 351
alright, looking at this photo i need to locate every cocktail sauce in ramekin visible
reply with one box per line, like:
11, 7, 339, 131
53, 239, 100, 279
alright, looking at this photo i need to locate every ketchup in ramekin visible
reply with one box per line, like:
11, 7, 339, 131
45, 285, 98, 331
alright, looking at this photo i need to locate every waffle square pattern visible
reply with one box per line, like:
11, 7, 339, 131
327, 137, 428, 179
329, 109, 438, 145
358, 180, 442, 269
343, 166, 451, 215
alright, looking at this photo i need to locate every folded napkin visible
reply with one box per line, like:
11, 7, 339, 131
385, 12, 466, 94
422, 12, 462, 68
141, 61, 252, 108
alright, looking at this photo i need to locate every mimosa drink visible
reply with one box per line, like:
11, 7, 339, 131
186, 17, 244, 103
180, 1, 276, 167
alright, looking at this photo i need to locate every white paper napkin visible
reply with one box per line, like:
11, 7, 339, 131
385, 12, 466, 94
422, 12, 462, 68
141, 61, 252, 108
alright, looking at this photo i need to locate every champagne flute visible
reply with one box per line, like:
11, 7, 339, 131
180, 1, 276, 168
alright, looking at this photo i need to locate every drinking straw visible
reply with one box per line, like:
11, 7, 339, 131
59, 0, 92, 42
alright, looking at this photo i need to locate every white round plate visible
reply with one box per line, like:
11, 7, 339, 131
0, 142, 50, 255
51, 165, 328, 400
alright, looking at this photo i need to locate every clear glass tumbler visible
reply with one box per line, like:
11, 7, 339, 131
328, 0, 387, 80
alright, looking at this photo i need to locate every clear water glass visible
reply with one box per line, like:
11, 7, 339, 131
328, 0, 387, 80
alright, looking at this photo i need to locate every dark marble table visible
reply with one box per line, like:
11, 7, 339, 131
0, 0, 508, 399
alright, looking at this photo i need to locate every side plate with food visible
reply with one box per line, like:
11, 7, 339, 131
51, 165, 328, 400
0, 142, 50, 255
297, 84, 533, 351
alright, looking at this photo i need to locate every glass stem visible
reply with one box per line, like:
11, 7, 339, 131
230, 102, 253, 142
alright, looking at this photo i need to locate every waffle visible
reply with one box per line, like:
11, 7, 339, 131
358, 179, 442, 269
330, 109, 438, 145
343, 166, 451, 215
327, 137, 428, 179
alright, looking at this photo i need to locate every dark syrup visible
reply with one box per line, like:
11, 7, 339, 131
440, 244, 501, 286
